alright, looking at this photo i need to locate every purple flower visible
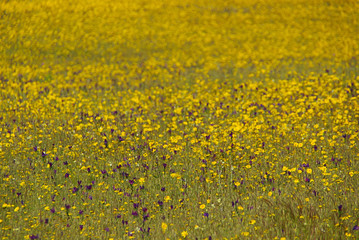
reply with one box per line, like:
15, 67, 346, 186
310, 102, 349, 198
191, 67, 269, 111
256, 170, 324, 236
116, 214, 121, 219
63, 161, 68, 165
158, 201, 163, 207
79, 225, 83, 230
204, 212, 209, 217
50, 208, 55, 213
143, 214, 149, 221
353, 225, 359, 230
129, 179, 134, 185
338, 205, 343, 212
45, 219, 48, 224
79, 210, 83, 215
133, 203, 139, 209
142, 207, 148, 213
86, 185, 92, 190
132, 211, 138, 217
305, 177, 310, 182
65, 204, 71, 210
33, 146, 38, 152
65, 173, 69, 178
29, 234, 39, 239
161, 187, 165, 192
105, 227, 109, 232
72, 187, 79, 193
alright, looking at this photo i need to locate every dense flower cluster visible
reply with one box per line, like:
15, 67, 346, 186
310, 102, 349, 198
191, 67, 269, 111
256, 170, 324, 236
1, 0, 358, 239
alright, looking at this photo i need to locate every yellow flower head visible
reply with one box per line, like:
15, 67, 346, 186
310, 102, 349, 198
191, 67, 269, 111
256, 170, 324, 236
161, 222, 168, 233
181, 231, 188, 238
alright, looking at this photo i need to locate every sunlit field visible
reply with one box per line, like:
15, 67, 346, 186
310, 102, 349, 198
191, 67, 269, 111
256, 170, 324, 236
1, 0, 359, 239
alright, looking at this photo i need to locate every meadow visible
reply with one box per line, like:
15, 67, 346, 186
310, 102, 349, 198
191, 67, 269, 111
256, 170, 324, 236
0, 0, 359, 239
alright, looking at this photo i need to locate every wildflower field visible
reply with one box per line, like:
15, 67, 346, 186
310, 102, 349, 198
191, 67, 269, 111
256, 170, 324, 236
1, 0, 359, 239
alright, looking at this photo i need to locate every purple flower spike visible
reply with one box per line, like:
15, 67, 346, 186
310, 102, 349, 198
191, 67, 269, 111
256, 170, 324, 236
338, 205, 343, 212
